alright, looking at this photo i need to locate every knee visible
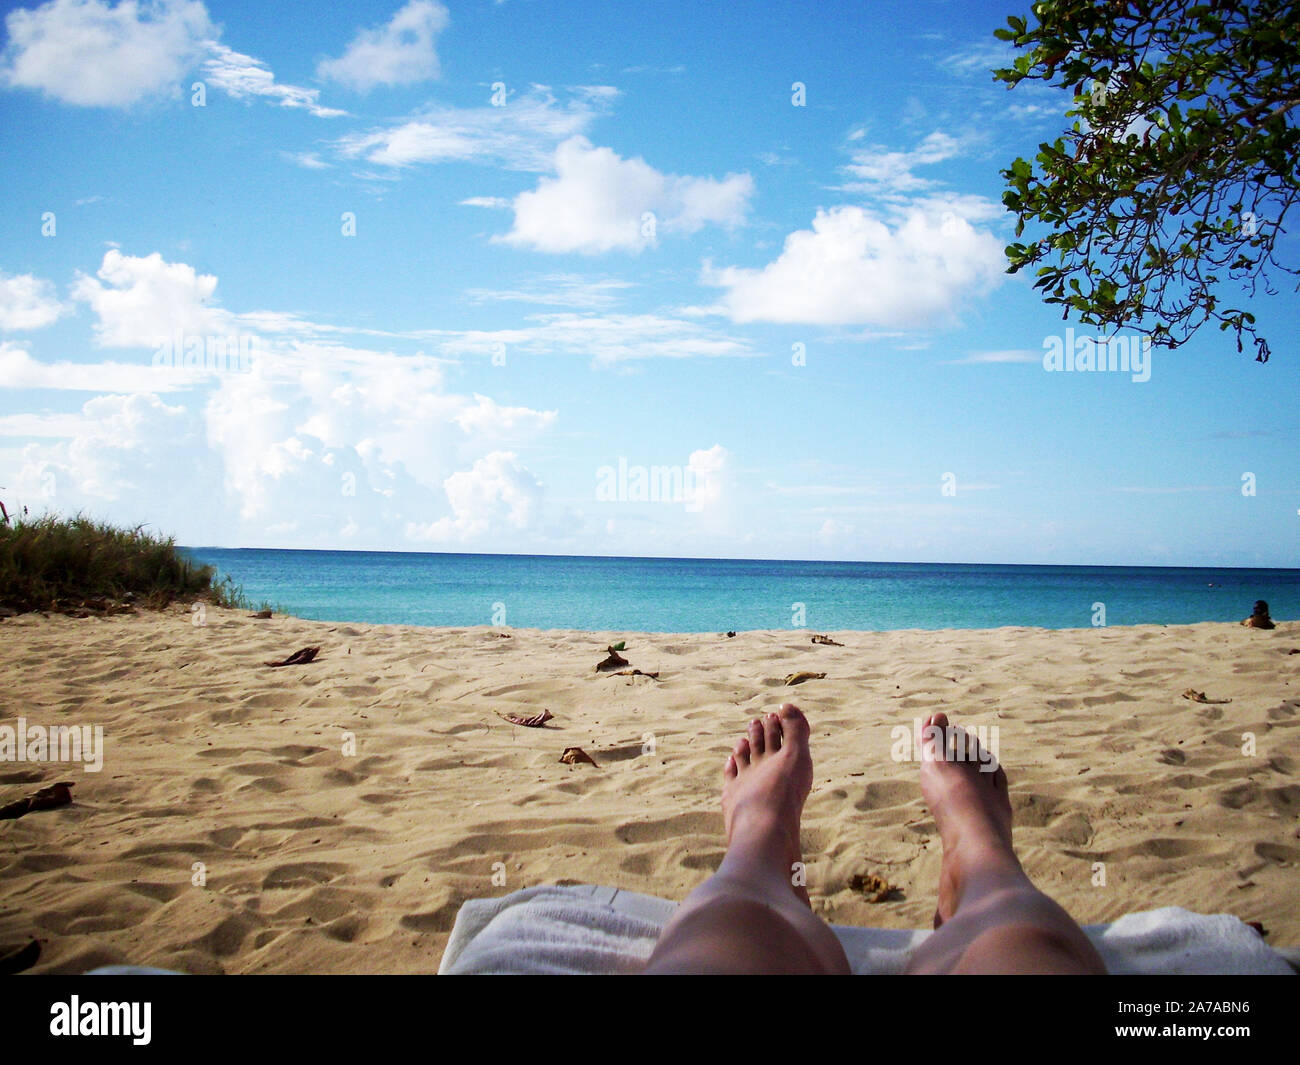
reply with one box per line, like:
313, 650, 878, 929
645, 896, 838, 975
956, 921, 1105, 975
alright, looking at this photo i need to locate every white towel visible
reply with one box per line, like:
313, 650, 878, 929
438, 883, 1296, 975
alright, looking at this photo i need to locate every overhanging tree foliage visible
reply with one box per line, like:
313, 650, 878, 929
995, 0, 1299, 362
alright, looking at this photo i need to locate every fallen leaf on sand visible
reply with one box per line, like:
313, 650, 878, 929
0, 781, 74, 821
596, 647, 629, 672
784, 671, 826, 685
848, 873, 898, 902
497, 709, 554, 728
560, 746, 598, 767
267, 646, 321, 667
609, 669, 659, 679
1182, 688, 1232, 704
811, 634, 843, 646
248, 609, 272, 619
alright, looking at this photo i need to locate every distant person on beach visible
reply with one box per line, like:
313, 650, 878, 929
644, 705, 1105, 974
1241, 600, 1275, 629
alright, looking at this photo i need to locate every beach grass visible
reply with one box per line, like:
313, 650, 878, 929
0, 513, 256, 615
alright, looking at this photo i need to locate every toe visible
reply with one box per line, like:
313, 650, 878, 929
732, 736, 751, 769
777, 702, 810, 746
920, 713, 946, 761
724, 753, 738, 781
747, 718, 765, 756
763, 711, 783, 753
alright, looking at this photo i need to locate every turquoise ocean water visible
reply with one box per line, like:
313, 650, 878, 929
178, 549, 1300, 633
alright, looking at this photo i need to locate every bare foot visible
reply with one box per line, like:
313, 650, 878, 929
721, 703, 813, 906
644, 701, 850, 974
919, 711, 1022, 927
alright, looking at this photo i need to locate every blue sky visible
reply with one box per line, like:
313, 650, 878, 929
0, 0, 1296, 566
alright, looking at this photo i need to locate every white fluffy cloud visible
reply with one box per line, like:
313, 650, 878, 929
9, 344, 558, 541
0, 341, 206, 391
1, 247, 560, 545
71, 249, 227, 347
193, 338, 555, 526
0, 0, 212, 106
13, 392, 216, 535
0, 0, 344, 116
335, 86, 616, 171
685, 444, 729, 513
502, 137, 753, 254
704, 206, 1004, 327
835, 131, 1003, 233
453, 393, 557, 438
406, 451, 544, 541
317, 0, 449, 91
3, 246, 755, 551
203, 42, 347, 117
0, 271, 67, 330
840, 131, 960, 194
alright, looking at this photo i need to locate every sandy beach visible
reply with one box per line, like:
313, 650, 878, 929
1, 606, 1296, 973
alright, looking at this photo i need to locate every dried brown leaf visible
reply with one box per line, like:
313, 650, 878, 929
848, 872, 898, 903
266, 646, 321, 667
498, 709, 554, 728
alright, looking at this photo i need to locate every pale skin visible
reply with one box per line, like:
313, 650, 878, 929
644, 704, 1106, 974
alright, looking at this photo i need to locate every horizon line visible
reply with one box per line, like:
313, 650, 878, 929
177, 545, 1300, 573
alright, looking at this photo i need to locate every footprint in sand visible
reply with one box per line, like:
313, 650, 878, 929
269, 744, 329, 763
1093, 837, 1220, 862
852, 779, 916, 812
591, 741, 647, 764
125, 881, 188, 903
618, 851, 656, 876
1218, 782, 1258, 809
8, 852, 82, 874
1264, 783, 1300, 814
1010, 792, 1064, 828
1048, 811, 1095, 846
680, 849, 726, 871
320, 914, 371, 943
239, 776, 289, 794
187, 911, 266, 958
261, 861, 349, 890
399, 900, 462, 933
268, 887, 379, 942
614, 809, 719, 845
1254, 842, 1300, 866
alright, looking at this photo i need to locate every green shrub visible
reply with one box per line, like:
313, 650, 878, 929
0, 513, 247, 614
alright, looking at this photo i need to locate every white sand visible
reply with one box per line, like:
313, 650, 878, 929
1, 606, 1296, 973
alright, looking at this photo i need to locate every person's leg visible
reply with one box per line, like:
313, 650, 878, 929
643, 703, 850, 974
905, 712, 1106, 974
